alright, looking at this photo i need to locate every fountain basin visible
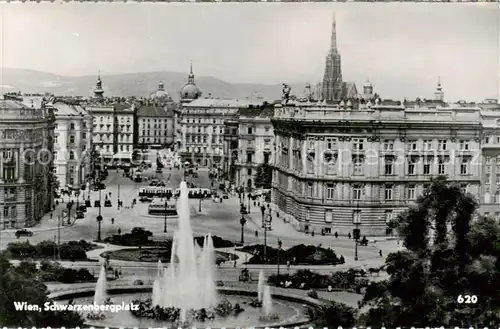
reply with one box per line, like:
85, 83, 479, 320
50, 286, 320, 328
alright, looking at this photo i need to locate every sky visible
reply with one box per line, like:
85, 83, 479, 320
0, 3, 498, 101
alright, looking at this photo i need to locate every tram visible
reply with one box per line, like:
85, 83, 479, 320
138, 187, 174, 199
148, 198, 178, 216
173, 188, 212, 199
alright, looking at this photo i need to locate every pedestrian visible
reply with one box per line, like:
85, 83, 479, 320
348, 232, 351, 239
255, 230, 258, 238
379, 249, 383, 257
50, 212, 53, 219
118, 228, 121, 235
334, 231, 338, 238
111, 218, 115, 224
286, 260, 290, 272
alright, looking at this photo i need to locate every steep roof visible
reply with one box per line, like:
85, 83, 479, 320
136, 105, 172, 117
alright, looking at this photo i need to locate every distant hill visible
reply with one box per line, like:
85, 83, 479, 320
0, 67, 309, 102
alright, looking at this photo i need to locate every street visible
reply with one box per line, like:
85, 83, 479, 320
0, 154, 401, 267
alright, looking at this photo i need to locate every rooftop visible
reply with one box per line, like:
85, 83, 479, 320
183, 98, 265, 108
137, 105, 173, 117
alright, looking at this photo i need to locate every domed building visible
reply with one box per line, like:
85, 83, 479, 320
179, 63, 202, 103
150, 81, 173, 107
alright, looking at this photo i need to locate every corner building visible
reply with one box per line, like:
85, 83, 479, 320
0, 97, 55, 229
271, 100, 482, 236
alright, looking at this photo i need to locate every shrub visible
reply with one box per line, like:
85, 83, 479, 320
307, 289, 319, 298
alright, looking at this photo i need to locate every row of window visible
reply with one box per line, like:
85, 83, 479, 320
186, 126, 225, 134
139, 138, 169, 143
95, 145, 132, 152
54, 134, 87, 145
310, 208, 394, 224
141, 123, 168, 129
302, 138, 474, 152
140, 130, 169, 137
54, 122, 87, 130
186, 135, 222, 145
139, 118, 168, 123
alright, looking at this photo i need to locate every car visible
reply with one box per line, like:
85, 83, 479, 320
77, 205, 87, 212
15, 229, 33, 238
104, 200, 112, 207
76, 211, 85, 219
222, 193, 229, 199
139, 196, 153, 203
133, 279, 144, 286
192, 172, 198, 178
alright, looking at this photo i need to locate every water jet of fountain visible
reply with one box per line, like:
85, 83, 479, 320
262, 284, 273, 315
152, 181, 218, 322
94, 265, 107, 305
257, 269, 265, 302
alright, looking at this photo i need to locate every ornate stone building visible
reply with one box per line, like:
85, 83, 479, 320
0, 96, 55, 229
178, 98, 263, 166
270, 100, 483, 236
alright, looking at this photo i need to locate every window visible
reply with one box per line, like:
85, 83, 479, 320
325, 209, 333, 223
384, 185, 393, 201
305, 208, 310, 222
248, 127, 253, 134
307, 152, 315, 174
308, 182, 314, 197
438, 140, 447, 151
307, 138, 315, 150
496, 175, 500, 185
408, 158, 416, 175
11, 206, 16, 218
423, 140, 433, 151
460, 140, 470, 151
353, 157, 363, 175
247, 168, 252, 175
70, 123, 75, 130
485, 136, 490, 144
385, 210, 393, 224
247, 153, 253, 163
383, 140, 394, 151
326, 184, 335, 200
4, 187, 15, 199
326, 138, 336, 150
496, 192, 500, 204
3, 206, 8, 217
353, 210, 361, 224
438, 159, 446, 175
325, 154, 337, 175
460, 158, 469, 175
352, 138, 364, 151
69, 136, 75, 144
69, 151, 75, 160
384, 158, 394, 175
353, 185, 362, 200
407, 185, 416, 200
408, 140, 418, 151
423, 160, 431, 175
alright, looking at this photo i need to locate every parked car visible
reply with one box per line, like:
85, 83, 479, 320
15, 229, 33, 238
104, 200, 112, 207
76, 211, 85, 219
133, 280, 144, 286
77, 205, 87, 212
139, 196, 153, 203
222, 193, 229, 199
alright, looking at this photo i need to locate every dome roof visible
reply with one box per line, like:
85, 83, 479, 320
149, 81, 172, 102
180, 83, 202, 100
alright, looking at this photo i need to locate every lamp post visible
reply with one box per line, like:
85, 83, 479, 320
97, 187, 103, 241
199, 195, 203, 212
247, 193, 252, 213
164, 198, 168, 233
277, 238, 282, 275
75, 190, 80, 213
354, 202, 360, 261
117, 184, 120, 210
57, 214, 61, 260
240, 205, 246, 244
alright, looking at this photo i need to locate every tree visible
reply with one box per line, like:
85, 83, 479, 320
254, 163, 272, 189
0, 256, 84, 327
360, 177, 500, 327
307, 300, 357, 328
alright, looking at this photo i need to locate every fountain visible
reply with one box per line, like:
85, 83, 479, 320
262, 285, 273, 315
257, 269, 265, 302
151, 181, 218, 322
94, 265, 107, 305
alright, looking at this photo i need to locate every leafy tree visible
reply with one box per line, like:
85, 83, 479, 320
254, 163, 272, 189
307, 300, 357, 328
360, 177, 500, 327
0, 256, 84, 327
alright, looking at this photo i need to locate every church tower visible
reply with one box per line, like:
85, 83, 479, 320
94, 71, 104, 99
321, 13, 343, 103
434, 77, 444, 102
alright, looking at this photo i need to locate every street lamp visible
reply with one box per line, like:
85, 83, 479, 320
354, 202, 360, 261
240, 205, 246, 244
117, 184, 121, 210
199, 195, 203, 212
247, 193, 252, 213
75, 190, 80, 213
97, 187, 103, 241
164, 198, 168, 233
277, 238, 282, 275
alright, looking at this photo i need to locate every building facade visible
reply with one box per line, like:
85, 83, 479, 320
0, 97, 55, 229
233, 106, 274, 189
50, 100, 93, 189
178, 98, 263, 166
271, 100, 483, 236
136, 103, 175, 148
